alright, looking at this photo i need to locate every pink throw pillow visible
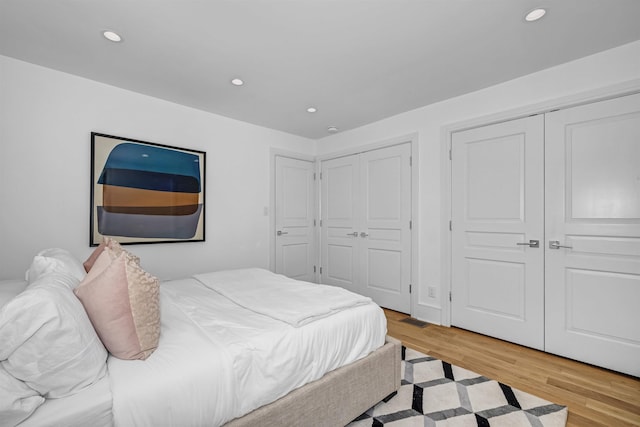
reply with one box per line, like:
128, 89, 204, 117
84, 238, 140, 272
75, 250, 160, 360
83, 241, 106, 273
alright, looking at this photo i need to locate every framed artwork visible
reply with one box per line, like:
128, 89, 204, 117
90, 132, 206, 246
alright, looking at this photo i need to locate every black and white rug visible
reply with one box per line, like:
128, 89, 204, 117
348, 346, 567, 426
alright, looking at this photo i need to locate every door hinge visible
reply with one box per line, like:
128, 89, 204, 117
409, 220, 412, 230
314, 219, 316, 226
449, 149, 452, 161
449, 291, 452, 302
409, 284, 412, 294
409, 156, 412, 167
313, 265, 316, 273
449, 220, 452, 231
319, 219, 323, 227
320, 267, 323, 275
320, 172, 322, 180
313, 172, 316, 180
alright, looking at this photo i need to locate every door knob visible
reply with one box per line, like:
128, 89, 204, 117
360, 232, 369, 238
516, 239, 539, 248
549, 240, 572, 249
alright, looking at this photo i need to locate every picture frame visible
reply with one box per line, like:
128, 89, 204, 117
90, 132, 206, 246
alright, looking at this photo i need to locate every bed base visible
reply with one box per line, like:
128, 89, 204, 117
226, 335, 402, 427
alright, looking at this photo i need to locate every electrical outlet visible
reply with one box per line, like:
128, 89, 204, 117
428, 286, 436, 298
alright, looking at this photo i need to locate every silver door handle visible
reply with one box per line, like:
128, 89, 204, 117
360, 232, 369, 238
516, 239, 539, 248
346, 232, 358, 237
276, 230, 288, 236
549, 240, 572, 249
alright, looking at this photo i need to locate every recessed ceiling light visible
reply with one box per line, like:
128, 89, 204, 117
307, 107, 317, 113
231, 78, 244, 86
102, 30, 122, 42
525, 8, 546, 22
327, 126, 339, 133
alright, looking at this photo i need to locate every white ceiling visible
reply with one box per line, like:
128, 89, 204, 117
2, 1, 640, 139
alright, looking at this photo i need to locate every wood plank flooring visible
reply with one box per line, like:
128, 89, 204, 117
384, 309, 640, 427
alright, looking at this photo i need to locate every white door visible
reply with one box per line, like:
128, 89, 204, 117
320, 154, 360, 293
451, 115, 545, 350
274, 156, 316, 282
545, 93, 640, 376
360, 144, 412, 313
321, 143, 412, 313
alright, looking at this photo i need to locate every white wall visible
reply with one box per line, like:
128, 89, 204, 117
315, 40, 640, 324
0, 55, 314, 280
2, 40, 639, 323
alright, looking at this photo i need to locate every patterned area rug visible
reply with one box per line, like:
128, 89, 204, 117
348, 346, 567, 426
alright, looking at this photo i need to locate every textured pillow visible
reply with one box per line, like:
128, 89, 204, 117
0, 273, 107, 398
106, 237, 140, 264
75, 249, 160, 360
25, 248, 86, 285
83, 238, 140, 273
0, 365, 44, 426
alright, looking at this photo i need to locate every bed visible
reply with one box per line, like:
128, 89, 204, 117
0, 245, 401, 427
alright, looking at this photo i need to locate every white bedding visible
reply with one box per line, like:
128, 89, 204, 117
108, 272, 386, 426
18, 376, 112, 427
0, 280, 112, 427
3, 269, 386, 427
195, 268, 372, 326
0, 280, 27, 308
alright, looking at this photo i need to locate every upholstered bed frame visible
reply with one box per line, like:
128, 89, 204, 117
227, 335, 402, 427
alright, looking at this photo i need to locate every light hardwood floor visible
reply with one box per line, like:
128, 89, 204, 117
384, 309, 640, 427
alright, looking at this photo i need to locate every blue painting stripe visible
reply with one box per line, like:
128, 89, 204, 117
98, 168, 201, 193
102, 143, 201, 181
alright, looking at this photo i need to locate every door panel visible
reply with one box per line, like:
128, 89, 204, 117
466, 135, 525, 220
545, 92, 640, 376
451, 115, 544, 350
321, 155, 360, 293
275, 156, 315, 282
360, 144, 411, 313
465, 258, 525, 320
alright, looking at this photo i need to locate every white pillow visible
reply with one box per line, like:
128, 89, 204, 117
25, 248, 86, 285
0, 273, 107, 398
0, 280, 27, 309
0, 365, 44, 426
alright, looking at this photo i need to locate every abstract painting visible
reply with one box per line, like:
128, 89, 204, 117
90, 133, 205, 245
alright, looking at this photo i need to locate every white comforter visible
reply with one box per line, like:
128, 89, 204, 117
107, 269, 386, 427
195, 268, 372, 327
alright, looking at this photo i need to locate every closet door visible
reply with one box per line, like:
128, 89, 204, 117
321, 154, 360, 294
545, 92, 640, 377
274, 156, 316, 282
451, 115, 545, 350
320, 143, 412, 313
360, 144, 412, 312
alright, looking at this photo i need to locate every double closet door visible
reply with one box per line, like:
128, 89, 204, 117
451, 93, 640, 376
320, 143, 412, 313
